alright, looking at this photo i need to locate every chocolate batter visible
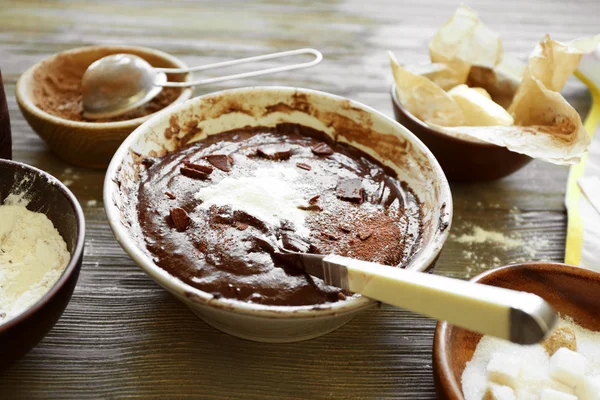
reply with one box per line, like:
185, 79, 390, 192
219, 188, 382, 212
137, 124, 423, 306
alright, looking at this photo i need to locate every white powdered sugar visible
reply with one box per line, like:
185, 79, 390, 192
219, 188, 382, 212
194, 166, 311, 237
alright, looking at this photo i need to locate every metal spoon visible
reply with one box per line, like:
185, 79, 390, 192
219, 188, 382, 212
81, 48, 323, 119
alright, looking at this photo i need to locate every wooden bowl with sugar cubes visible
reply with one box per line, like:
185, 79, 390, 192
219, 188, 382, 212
433, 262, 600, 400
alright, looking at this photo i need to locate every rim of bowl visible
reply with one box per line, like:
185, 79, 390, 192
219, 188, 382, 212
0, 159, 86, 332
390, 83, 501, 149
15, 45, 193, 129
433, 262, 597, 399
104, 86, 453, 319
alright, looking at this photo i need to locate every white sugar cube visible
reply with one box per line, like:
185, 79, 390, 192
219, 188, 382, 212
541, 388, 578, 400
577, 375, 600, 400
486, 354, 520, 388
483, 383, 516, 400
549, 347, 589, 387
546, 378, 575, 395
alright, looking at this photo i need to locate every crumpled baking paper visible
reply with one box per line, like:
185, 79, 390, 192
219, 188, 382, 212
390, 52, 464, 127
390, 4, 599, 165
427, 4, 502, 88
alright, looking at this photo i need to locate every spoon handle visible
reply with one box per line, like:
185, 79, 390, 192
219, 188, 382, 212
321, 255, 557, 344
154, 48, 322, 88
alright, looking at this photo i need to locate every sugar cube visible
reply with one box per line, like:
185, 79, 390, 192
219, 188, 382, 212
545, 378, 575, 395
541, 388, 577, 400
486, 354, 520, 388
542, 326, 577, 356
577, 375, 600, 400
549, 347, 589, 387
482, 383, 516, 400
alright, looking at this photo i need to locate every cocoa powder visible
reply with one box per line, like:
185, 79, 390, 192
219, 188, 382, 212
32, 52, 182, 122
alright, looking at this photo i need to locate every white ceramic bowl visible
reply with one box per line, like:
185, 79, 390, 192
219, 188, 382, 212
104, 87, 453, 342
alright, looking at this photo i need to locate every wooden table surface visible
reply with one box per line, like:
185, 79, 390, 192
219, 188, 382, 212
0, 0, 598, 398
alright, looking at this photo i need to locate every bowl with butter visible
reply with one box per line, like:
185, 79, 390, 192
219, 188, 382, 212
390, 79, 532, 182
388, 5, 595, 182
0, 159, 85, 368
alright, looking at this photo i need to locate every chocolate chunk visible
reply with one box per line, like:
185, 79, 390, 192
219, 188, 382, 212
309, 243, 323, 254
233, 210, 270, 233
336, 179, 363, 203
204, 154, 232, 172
337, 292, 347, 301
296, 162, 312, 171
311, 142, 334, 156
164, 191, 177, 199
180, 166, 210, 180
251, 237, 276, 253
309, 194, 320, 204
212, 213, 233, 225
170, 207, 190, 231
339, 224, 352, 233
257, 145, 292, 160
141, 157, 157, 167
281, 232, 311, 253
183, 161, 214, 174
297, 204, 323, 211
358, 230, 372, 241
322, 232, 340, 241
235, 222, 249, 231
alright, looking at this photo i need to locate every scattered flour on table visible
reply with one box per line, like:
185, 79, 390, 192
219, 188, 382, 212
0, 197, 70, 322
452, 221, 550, 278
454, 226, 523, 248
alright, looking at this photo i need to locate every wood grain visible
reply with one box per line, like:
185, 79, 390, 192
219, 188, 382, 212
0, 0, 597, 398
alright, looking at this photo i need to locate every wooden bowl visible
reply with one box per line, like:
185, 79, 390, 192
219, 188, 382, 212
0, 159, 85, 369
16, 45, 192, 169
433, 262, 600, 400
390, 84, 531, 182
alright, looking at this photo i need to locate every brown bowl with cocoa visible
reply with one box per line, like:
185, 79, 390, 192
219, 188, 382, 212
16, 45, 192, 169
390, 82, 532, 182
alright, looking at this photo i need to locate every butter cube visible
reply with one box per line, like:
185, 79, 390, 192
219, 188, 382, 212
483, 383, 516, 400
448, 84, 514, 126
486, 354, 520, 388
577, 375, 600, 400
471, 87, 492, 99
549, 347, 589, 387
542, 326, 577, 356
541, 388, 577, 400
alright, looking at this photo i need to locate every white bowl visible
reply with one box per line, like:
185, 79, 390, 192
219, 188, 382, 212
104, 87, 453, 342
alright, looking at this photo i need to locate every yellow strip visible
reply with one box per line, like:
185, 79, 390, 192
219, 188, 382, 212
565, 70, 600, 265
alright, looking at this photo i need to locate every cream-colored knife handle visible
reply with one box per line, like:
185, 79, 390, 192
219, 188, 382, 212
322, 255, 556, 344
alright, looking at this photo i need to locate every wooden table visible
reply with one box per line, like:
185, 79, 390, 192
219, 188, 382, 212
0, 1, 597, 398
